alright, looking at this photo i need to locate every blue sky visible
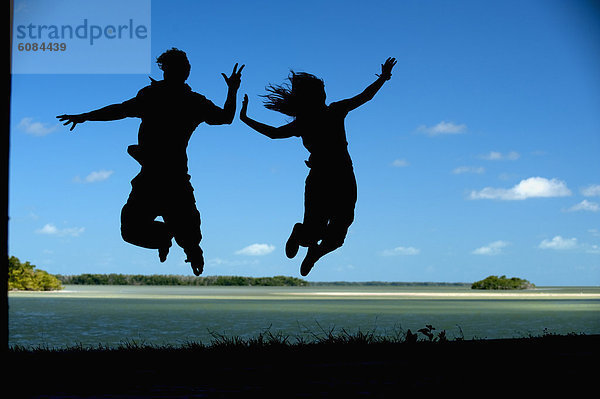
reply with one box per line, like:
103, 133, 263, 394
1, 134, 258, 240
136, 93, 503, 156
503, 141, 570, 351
9, 0, 600, 285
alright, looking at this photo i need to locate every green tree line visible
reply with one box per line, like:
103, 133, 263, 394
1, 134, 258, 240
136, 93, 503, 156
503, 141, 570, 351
310, 281, 470, 287
8, 256, 63, 291
471, 275, 535, 290
56, 274, 310, 287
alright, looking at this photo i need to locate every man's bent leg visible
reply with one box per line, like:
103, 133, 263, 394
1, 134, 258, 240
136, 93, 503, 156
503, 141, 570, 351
121, 201, 172, 251
164, 193, 204, 276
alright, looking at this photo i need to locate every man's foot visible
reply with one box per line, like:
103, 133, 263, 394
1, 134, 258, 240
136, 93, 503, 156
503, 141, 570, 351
300, 246, 321, 276
185, 247, 204, 276
158, 246, 169, 263
286, 223, 303, 259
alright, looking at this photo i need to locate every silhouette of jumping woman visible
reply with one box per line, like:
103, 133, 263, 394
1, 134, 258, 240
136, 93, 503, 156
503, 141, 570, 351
57, 48, 244, 275
240, 57, 396, 276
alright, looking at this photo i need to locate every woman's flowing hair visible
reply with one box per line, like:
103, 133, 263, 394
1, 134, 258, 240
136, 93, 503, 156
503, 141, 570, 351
262, 71, 325, 117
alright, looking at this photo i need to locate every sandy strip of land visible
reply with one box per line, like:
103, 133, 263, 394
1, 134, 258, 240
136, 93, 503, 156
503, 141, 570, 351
284, 291, 600, 298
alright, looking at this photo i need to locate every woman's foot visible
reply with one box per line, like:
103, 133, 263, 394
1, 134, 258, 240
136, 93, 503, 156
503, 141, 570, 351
158, 246, 169, 262
300, 246, 322, 276
285, 223, 303, 259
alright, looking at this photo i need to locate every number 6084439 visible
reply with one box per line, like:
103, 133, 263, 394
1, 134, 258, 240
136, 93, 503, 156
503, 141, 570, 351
18, 42, 67, 51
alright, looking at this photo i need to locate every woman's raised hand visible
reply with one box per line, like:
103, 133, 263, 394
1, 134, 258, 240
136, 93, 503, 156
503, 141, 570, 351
377, 57, 397, 81
240, 94, 249, 119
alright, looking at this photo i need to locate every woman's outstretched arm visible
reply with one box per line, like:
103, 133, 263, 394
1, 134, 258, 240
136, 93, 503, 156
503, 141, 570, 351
335, 57, 396, 114
239, 94, 296, 139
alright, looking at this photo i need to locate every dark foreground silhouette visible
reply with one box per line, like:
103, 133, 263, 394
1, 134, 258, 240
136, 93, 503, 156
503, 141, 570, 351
9, 333, 598, 397
57, 48, 244, 275
240, 58, 396, 276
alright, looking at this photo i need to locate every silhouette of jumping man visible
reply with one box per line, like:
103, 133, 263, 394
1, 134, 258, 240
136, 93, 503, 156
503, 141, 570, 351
57, 48, 244, 275
240, 57, 396, 276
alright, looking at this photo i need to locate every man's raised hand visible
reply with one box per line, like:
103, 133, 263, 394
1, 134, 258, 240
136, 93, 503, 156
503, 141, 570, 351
56, 114, 86, 131
222, 63, 245, 90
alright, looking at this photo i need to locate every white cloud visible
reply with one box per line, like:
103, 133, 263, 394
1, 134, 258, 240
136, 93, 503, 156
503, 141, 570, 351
538, 235, 600, 254
391, 159, 409, 167
417, 121, 466, 136
74, 170, 114, 183
539, 236, 578, 250
381, 246, 420, 256
469, 177, 572, 200
586, 244, 600, 254
36, 224, 58, 235
235, 243, 275, 256
453, 166, 485, 175
567, 200, 599, 213
18, 117, 58, 136
207, 257, 259, 266
581, 184, 600, 197
478, 151, 520, 161
85, 170, 114, 183
36, 223, 85, 237
472, 240, 509, 255
334, 264, 356, 272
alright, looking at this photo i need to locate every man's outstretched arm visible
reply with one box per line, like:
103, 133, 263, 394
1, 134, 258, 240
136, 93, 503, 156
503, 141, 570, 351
56, 101, 136, 131
205, 63, 244, 125
335, 57, 396, 114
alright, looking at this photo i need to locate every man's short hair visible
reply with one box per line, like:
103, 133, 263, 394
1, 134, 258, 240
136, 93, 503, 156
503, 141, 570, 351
156, 48, 191, 80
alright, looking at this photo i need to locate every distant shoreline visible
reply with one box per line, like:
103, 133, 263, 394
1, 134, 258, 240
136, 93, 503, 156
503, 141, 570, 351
54, 273, 474, 288
287, 291, 600, 298
9, 286, 600, 299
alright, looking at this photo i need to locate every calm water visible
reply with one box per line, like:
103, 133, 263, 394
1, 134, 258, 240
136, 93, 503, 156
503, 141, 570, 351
8, 285, 600, 348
